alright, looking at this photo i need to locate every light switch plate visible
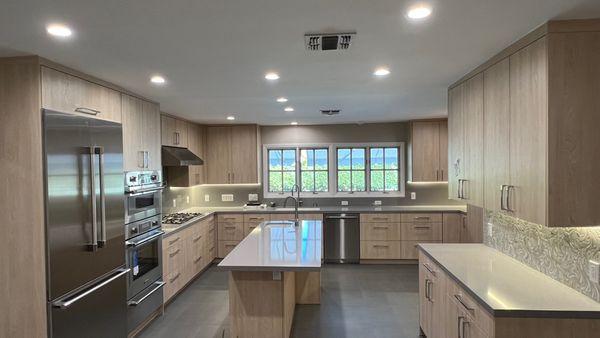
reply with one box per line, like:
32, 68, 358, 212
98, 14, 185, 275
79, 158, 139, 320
221, 194, 234, 202
411, 192, 417, 200
186, 195, 190, 204
373, 200, 382, 206
341, 200, 349, 206
204, 194, 210, 202
248, 193, 259, 202
172, 199, 177, 208
589, 260, 600, 284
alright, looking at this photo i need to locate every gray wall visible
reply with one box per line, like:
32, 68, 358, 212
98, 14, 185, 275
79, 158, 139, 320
260, 123, 408, 144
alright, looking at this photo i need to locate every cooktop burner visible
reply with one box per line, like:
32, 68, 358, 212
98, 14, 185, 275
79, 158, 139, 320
162, 212, 204, 225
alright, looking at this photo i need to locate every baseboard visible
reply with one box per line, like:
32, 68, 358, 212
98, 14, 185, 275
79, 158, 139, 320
359, 259, 418, 265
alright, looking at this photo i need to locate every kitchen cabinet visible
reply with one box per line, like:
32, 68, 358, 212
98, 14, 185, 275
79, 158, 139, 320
41, 66, 122, 123
166, 122, 207, 187
410, 120, 448, 182
161, 115, 188, 148
448, 84, 465, 202
121, 94, 162, 171
206, 125, 259, 184
419, 252, 446, 338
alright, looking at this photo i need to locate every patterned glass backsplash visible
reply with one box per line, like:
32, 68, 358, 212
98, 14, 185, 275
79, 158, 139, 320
484, 211, 600, 302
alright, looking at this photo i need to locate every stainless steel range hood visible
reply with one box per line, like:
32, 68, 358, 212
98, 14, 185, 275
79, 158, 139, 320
162, 146, 203, 166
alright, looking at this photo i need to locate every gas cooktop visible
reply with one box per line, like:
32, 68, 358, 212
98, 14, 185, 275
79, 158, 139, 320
162, 212, 204, 225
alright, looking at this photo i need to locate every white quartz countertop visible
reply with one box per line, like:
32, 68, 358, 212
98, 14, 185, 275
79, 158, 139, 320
418, 243, 600, 318
218, 220, 322, 271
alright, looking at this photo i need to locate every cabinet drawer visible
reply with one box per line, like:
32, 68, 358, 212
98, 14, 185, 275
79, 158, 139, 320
446, 277, 494, 335
218, 240, 240, 258
244, 223, 259, 236
360, 223, 401, 241
360, 213, 400, 223
217, 214, 244, 223
401, 240, 441, 259
400, 213, 442, 223
218, 222, 244, 241
270, 213, 295, 221
300, 213, 323, 221
360, 241, 401, 259
243, 214, 270, 224
41, 67, 122, 123
163, 243, 184, 275
163, 233, 184, 250
401, 223, 443, 241
164, 268, 184, 302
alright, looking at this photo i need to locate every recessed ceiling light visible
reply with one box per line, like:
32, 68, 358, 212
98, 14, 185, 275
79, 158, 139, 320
226, 116, 236, 121
46, 24, 72, 38
290, 121, 298, 126
284, 107, 294, 112
265, 72, 280, 80
276, 97, 288, 103
373, 68, 391, 76
407, 5, 432, 19
150, 75, 166, 84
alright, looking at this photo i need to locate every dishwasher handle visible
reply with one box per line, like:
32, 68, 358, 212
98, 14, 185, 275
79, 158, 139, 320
325, 215, 359, 220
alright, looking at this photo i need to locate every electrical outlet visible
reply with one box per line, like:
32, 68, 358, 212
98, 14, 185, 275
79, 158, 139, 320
341, 200, 349, 206
410, 192, 416, 200
248, 193, 258, 202
172, 199, 176, 208
186, 195, 190, 204
589, 260, 600, 284
487, 224, 493, 238
221, 194, 234, 202
373, 200, 382, 206
204, 194, 210, 202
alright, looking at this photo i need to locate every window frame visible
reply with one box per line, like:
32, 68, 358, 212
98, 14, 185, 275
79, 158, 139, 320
299, 147, 330, 194
266, 147, 298, 194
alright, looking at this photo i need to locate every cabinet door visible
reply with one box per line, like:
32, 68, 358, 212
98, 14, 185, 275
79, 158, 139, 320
121, 94, 144, 171
230, 125, 258, 183
510, 37, 548, 225
206, 126, 232, 184
174, 118, 188, 148
419, 262, 432, 337
438, 121, 448, 181
142, 100, 162, 171
463, 73, 484, 207
41, 66, 121, 123
187, 123, 206, 185
161, 115, 177, 147
484, 58, 511, 212
448, 84, 465, 200
412, 121, 440, 182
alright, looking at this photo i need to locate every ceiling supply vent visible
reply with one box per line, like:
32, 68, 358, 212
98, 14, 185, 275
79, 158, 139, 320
305, 32, 356, 51
320, 109, 341, 116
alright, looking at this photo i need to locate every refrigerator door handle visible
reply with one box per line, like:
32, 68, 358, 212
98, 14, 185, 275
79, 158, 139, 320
52, 268, 130, 309
88, 147, 99, 251
96, 146, 107, 248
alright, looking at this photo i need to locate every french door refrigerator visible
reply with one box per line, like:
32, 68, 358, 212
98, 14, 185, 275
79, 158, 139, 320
43, 109, 128, 338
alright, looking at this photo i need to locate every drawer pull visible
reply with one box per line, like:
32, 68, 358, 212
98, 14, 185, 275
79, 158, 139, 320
372, 217, 390, 220
373, 245, 389, 248
423, 263, 437, 275
208, 228, 215, 233
169, 273, 181, 283
454, 294, 475, 312
414, 216, 431, 220
168, 237, 180, 245
248, 217, 264, 221
373, 226, 389, 229
194, 256, 203, 264
193, 235, 202, 242
169, 249, 181, 258
209, 247, 215, 252
225, 244, 237, 248
224, 226, 237, 230
414, 226, 431, 230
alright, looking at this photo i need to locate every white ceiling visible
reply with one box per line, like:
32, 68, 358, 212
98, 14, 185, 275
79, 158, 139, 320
1, 0, 600, 125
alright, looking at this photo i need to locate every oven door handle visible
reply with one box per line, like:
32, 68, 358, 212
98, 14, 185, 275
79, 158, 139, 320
126, 186, 165, 197
126, 230, 165, 247
127, 281, 165, 306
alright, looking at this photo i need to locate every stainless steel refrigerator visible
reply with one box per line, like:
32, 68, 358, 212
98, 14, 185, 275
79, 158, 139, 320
43, 109, 128, 338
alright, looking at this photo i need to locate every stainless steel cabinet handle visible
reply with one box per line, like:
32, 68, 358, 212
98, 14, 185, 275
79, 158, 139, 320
128, 281, 165, 306
414, 226, 431, 230
169, 249, 181, 257
424, 279, 431, 300
231, 173, 235, 183
436, 169, 439, 181
373, 226, 389, 229
500, 185, 507, 210
168, 237, 180, 245
53, 268, 130, 309
96, 147, 107, 247
194, 256, 203, 264
441, 169, 444, 181
414, 216, 430, 220
193, 235, 202, 242
88, 147, 98, 251
506, 185, 514, 212
170, 273, 181, 283
423, 263, 436, 276
75, 107, 101, 116
454, 294, 475, 312
458, 316, 466, 338
373, 244, 389, 248
457, 179, 463, 199
460, 179, 468, 200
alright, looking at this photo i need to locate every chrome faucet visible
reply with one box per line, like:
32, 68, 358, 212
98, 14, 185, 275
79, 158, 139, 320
283, 184, 300, 226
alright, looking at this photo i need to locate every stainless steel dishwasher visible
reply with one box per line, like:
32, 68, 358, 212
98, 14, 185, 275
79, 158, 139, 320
324, 213, 360, 263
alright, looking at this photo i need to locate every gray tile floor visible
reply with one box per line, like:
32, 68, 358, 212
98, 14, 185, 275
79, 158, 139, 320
139, 264, 420, 338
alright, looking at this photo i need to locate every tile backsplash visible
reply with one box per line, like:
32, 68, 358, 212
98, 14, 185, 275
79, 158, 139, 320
484, 211, 600, 302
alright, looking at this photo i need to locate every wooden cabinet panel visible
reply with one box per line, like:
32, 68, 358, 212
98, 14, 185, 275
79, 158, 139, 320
218, 214, 244, 223
218, 240, 240, 258
243, 214, 270, 224
419, 259, 433, 337
360, 213, 400, 223
401, 223, 442, 241
463, 74, 485, 207
121, 94, 144, 171
174, 118, 188, 148
401, 241, 440, 259
360, 241, 401, 259
218, 222, 244, 241
300, 214, 323, 221
400, 213, 443, 223
161, 115, 177, 147
438, 121, 448, 181
230, 125, 258, 183
442, 213, 466, 243
206, 126, 231, 184
448, 84, 465, 201
41, 66, 122, 122
360, 223, 401, 241
142, 100, 162, 170
270, 214, 295, 221
411, 121, 440, 181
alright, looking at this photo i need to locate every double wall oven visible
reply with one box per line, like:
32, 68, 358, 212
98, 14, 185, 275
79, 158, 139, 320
124, 171, 165, 332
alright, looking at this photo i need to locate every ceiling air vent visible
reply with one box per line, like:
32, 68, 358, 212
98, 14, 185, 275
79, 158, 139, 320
320, 109, 341, 116
305, 32, 356, 51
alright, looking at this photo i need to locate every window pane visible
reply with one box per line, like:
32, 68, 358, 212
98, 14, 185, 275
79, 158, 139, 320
337, 148, 351, 169
370, 148, 383, 169
315, 149, 328, 170
352, 171, 366, 191
315, 171, 328, 192
282, 150, 296, 170
370, 171, 384, 191
385, 148, 398, 169
352, 148, 365, 169
337, 171, 351, 192
269, 172, 282, 192
269, 150, 282, 170
301, 171, 314, 192
385, 170, 399, 191
282, 171, 296, 192
300, 149, 314, 170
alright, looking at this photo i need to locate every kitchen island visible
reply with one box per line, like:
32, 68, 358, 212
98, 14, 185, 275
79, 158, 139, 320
218, 220, 322, 338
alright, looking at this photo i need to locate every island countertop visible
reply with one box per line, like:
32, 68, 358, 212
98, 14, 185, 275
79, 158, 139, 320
218, 220, 322, 272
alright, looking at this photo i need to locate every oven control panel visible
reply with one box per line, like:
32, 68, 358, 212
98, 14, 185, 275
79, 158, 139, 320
126, 215, 161, 240
125, 170, 162, 191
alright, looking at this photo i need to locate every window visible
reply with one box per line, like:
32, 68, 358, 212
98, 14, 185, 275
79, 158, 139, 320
268, 149, 296, 193
300, 148, 329, 192
370, 147, 400, 192
336, 148, 366, 192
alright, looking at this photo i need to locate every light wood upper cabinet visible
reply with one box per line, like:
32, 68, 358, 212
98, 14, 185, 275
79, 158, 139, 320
206, 125, 259, 184
411, 121, 448, 182
41, 66, 122, 122
448, 84, 465, 201
161, 115, 188, 148
121, 94, 161, 171
165, 122, 207, 187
